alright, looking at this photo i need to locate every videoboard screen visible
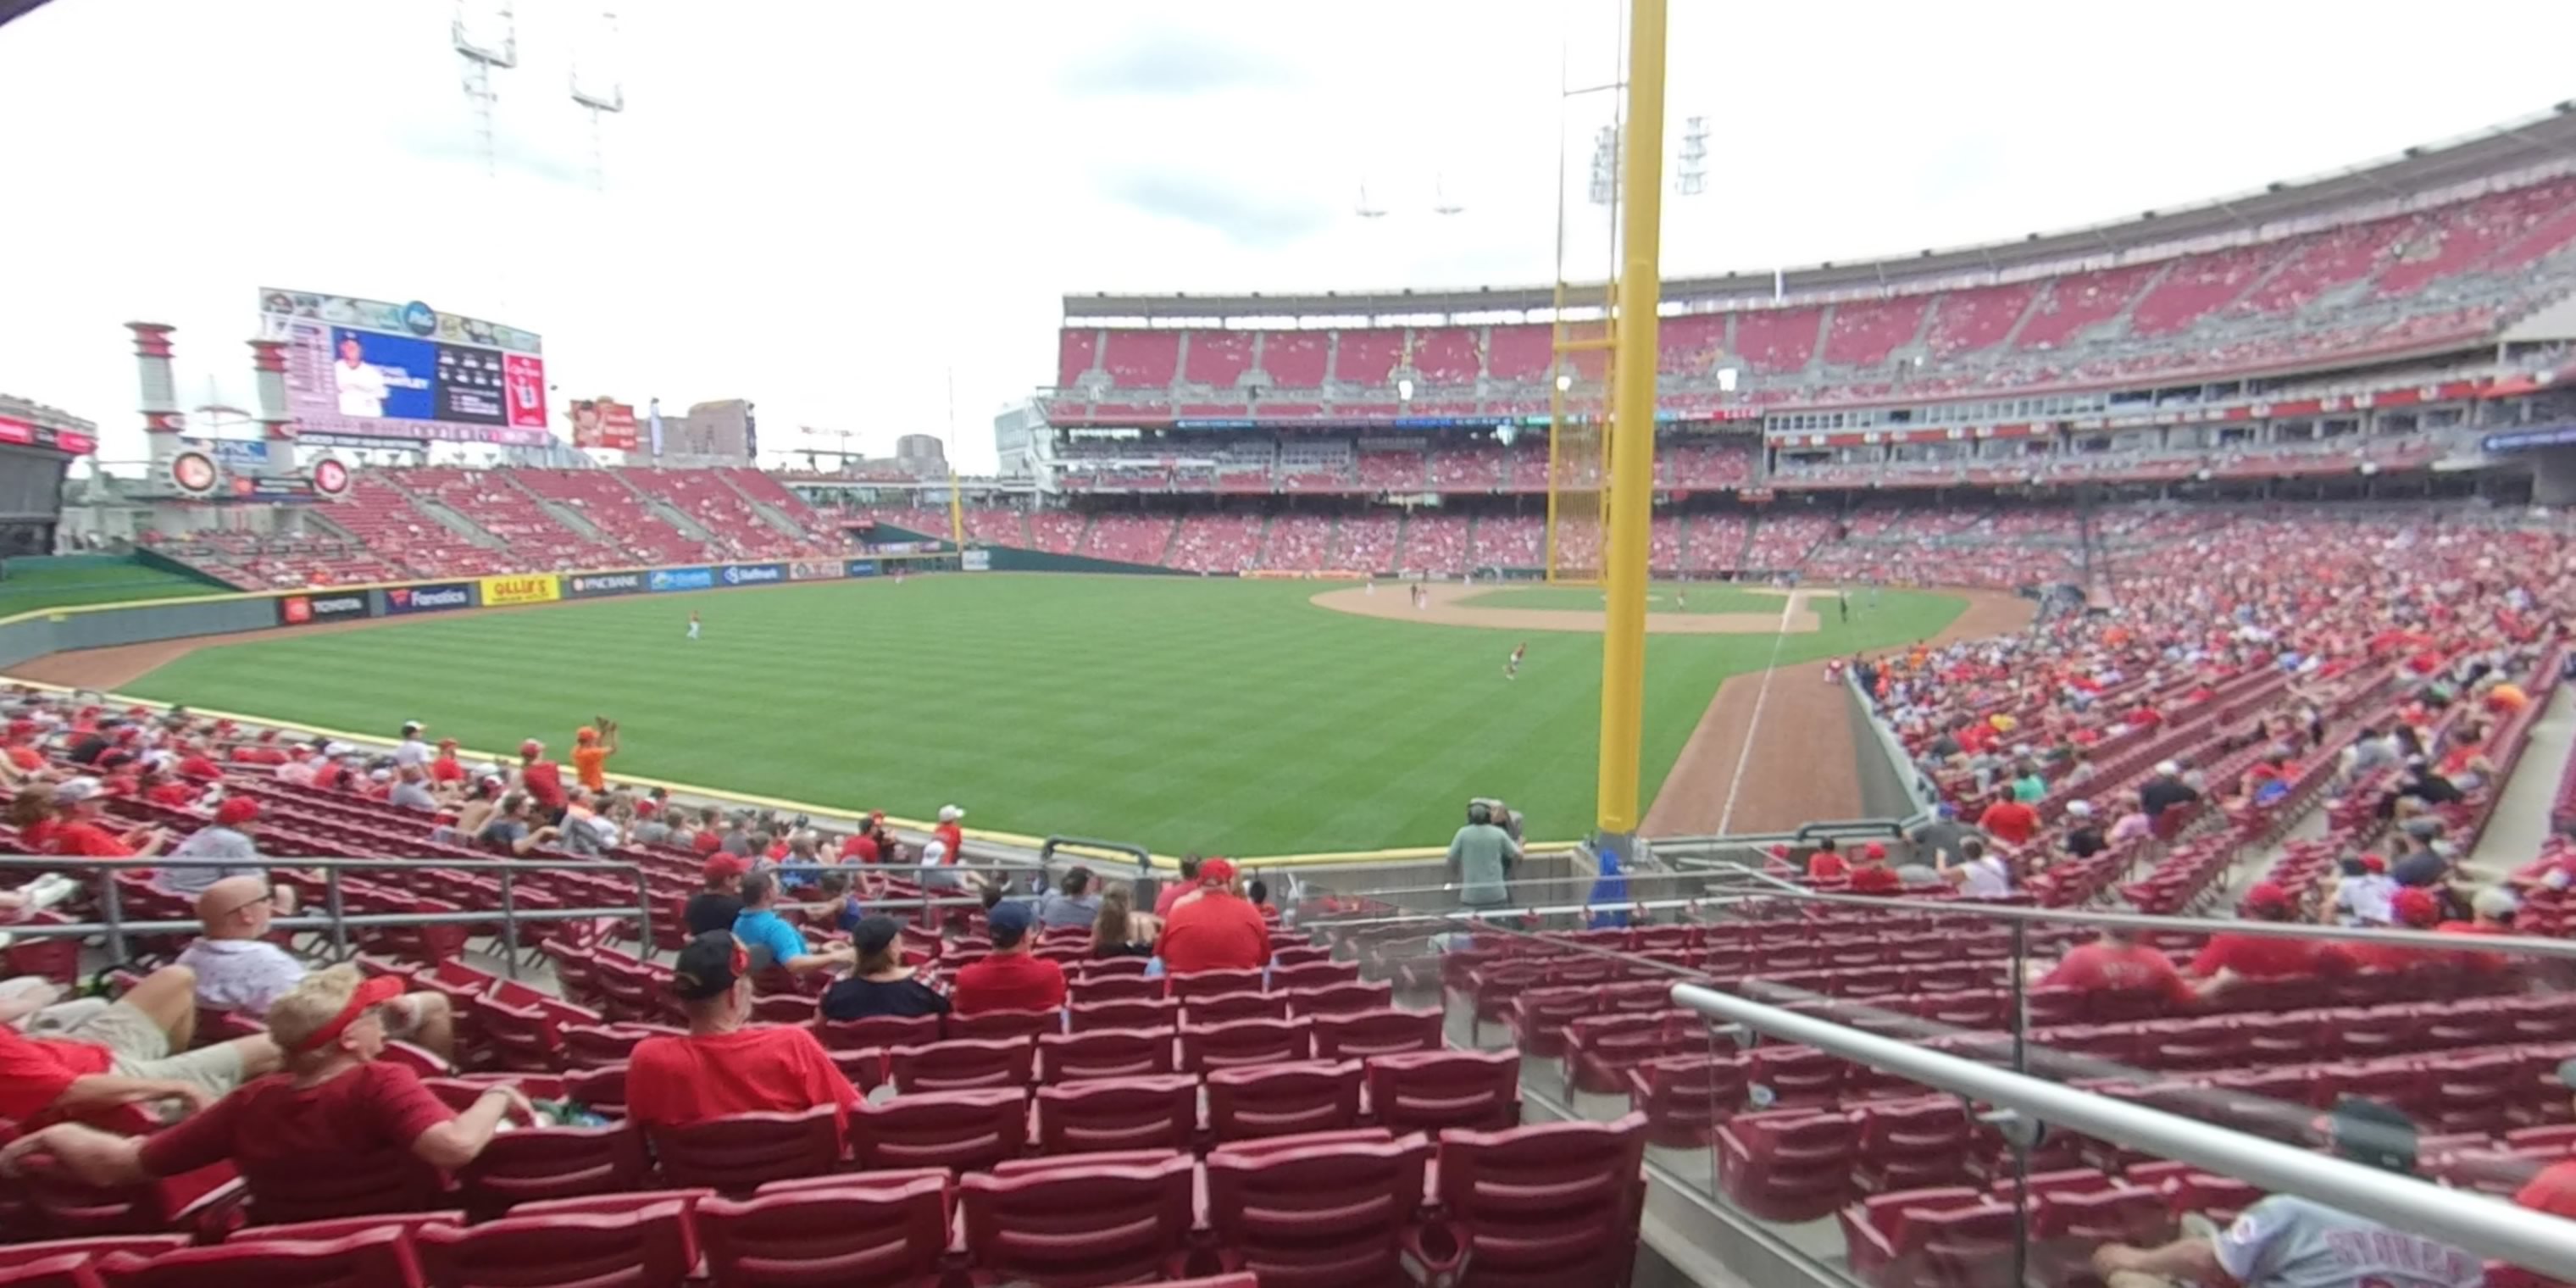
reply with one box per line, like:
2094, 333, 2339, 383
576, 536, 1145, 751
259, 288, 551, 445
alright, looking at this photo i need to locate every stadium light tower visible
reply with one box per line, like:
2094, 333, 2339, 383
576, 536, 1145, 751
1676, 114, 1708, 196
569, 8, 627, 193
452, 0, 519, 179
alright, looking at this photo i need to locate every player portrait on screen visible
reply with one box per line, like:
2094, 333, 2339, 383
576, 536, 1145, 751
334, 334, 391, 418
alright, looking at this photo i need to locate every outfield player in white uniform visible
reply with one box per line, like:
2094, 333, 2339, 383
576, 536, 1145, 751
686, 612, 700, 641
1505, 642, 1526, 680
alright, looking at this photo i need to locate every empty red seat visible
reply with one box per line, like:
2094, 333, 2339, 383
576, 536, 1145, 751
1205, 1131, 1431, 1288
1504, 987, 1597, 1058
1364, 1047, 1521, 1135
1171, 968, 1266, 1001
813, 1015, 940, 1052
886, 1036, 1035, 1092
414, 1199, 692, 1288
959, 1154, 1196, 1285
1408, 1113, 1647, 1287
1182, 1018, 1311, 1072
647, 1106, 843, 1195
1069, 975, 1160, 1003
1067, 997, 1179, 1032
96, 1227, 419, 1288
695, 1171, 951, 1288
1033, 1074, 1199, 1155
1267, 961, 1360, 991
0, 1255, 105, 1288
1183, 991, 1292, 1025
0, 1239, 185, 1276
1856, 1098, 1974, 1191
452, 1123, 649, 1221
1627, 1053, 1746, 1147
1038, 1028, 1174, 1080
1718, 1110, 1862, 1222
851, 1088, 1029, 1174
1208, 1060, 1363, 1141
1311, 1008, 1443, 1061
1838, 1187, 2016, 1288
945, 1008, 1059, 1043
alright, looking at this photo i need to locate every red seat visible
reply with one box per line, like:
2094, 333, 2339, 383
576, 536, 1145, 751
1284, 980, 1395, 1016
1364, 1048, 1521, 1135
1855, 1098, 1974, 1191
959, 1154, 1196, 1285
1407, 1113, 1646, 1287
1205, 1131, 1431, 1288
1626, 1054, 1746, 1147
562, 1064, 630, 1116
1267, 961, 1360, 991
1311, 1008, 1444, 1061
1066, 997, 1179, 1032
239, 1142, 444, 1227
646, 1106, 843, 1195
1747, 1044, 1852, 1108
1079, 957, 1154, 979
813, 1015, 940, 1052
1170, 969, 1266, 1001
561, 1024, 674, 1071
1069, 975, 1159, 1003
1837, 1187, 2016, 1288
1504, 987, 1598, 1059
1037, 1028, 1174, 1081
695, 1171, 951, 1288
2026, 1183, 2176, 1288
414, 1199, 692, 1288
886, 1036, 1035, 1092
850, 1088, 1029, 1174
1565, 1012, 1696, 1095
0, 1240, 186, 1274
946, 1008, 1058, 1043
1207, 1061, 1363, 1141
1182, 1018, 1312, 1072
97, 1227, 420, 1288
1183, 991, 1292, 1025
1034, 1075, 1200, 1155
452, 1124, 649, 1220
0, 1255, 103, 1288
1717, 1110, 1862, 1222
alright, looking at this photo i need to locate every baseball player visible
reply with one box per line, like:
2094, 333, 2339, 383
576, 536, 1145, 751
1505, 641, 1527, 680
686, 611, 701, 641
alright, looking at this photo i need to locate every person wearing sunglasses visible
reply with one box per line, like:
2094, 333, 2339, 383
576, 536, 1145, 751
175, 876, 456, 1060
0, 965, 530, 1209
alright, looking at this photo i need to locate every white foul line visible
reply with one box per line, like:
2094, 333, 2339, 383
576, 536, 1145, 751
1713, 589, 1801, 835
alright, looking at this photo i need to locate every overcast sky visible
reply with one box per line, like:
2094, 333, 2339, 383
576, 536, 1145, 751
0, 0, 2568, 472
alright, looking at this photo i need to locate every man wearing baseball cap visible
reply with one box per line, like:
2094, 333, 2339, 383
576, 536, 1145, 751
177, 875, 455, 1060
2342, 886, 2445, 973
686, 855, 749, 937
516, 740, 567, 818
571, 719, 619, 794
0, 964, 526, 1210
2185, 882, 2351, 997
1158, 858, 1269, 974
951, 901, 1066, 1015
42, 777, 166, 860
151, 796, 275, 902
626, 932, 858, 1138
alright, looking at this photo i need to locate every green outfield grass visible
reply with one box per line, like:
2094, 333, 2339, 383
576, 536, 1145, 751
1457, 582, 1795, 615
114, 575, 1965, 856
0, 558, 228, 616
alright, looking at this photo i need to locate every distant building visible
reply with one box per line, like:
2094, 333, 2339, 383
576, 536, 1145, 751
656, 399, 756, 464
894, 434, 947, 476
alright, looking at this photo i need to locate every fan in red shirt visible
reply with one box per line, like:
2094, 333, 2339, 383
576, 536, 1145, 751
1847, 847, 1904, 895
1807, 841, 1852, 881
0, 966, 525, 1214
930, 804, 967, 867
2034, 926, 2197, 1008
2186, 882, 2351, 990
2346, 886, 2446, 972
1978, 797, 2039, 847
950, 902, 1068, 1015
516, 740, 567, 815
42, 777, 166, 859
1158, 859, 1271, 974
626, 933, 861, 1141
428, 739, 467, 786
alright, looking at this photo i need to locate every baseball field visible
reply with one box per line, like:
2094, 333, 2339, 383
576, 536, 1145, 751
86, 574, 1974, 856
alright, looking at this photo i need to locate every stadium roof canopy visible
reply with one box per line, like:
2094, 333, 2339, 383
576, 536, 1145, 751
1066, 103, 2576, 323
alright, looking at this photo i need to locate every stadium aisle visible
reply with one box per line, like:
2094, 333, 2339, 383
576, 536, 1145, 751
2467, 681, 2576, 878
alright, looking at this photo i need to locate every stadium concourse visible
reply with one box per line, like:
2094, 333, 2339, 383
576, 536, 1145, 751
0, 502, 2568, 1285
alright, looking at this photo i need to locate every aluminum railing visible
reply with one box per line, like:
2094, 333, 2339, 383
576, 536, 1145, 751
1671, 980, 2576, 1282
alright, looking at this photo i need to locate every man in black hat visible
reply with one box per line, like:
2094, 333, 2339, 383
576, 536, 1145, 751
623, 932, 858, 1138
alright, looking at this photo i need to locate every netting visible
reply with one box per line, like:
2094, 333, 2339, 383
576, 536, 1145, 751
1544, 318, 1614, 585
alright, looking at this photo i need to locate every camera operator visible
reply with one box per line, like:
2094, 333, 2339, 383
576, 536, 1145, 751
1447, 800, 1523, 910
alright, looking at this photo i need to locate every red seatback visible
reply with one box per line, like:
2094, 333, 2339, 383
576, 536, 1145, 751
1282, 981, 1394, 1017
1036, 1028, 1175, 1081
944, 1008, 1058, 1044
850, 1088, 1029, 1174
646, 1106, 842, 1195
813, 1015, 941, 1052
1206, 1061, 1363, 1142
1180, 991, 1291, 1026
696, 1173, 952, 1288
1180, 1018, 1312, 1073
0, 1240, 186, 1274
452, 1123, 648, 1221
1066, 998, 1180, 1033
1266, 961, 1360, 991
413, 1200, 691, 1288
1363, 1048, 1521, 1135
1068, 975, 1159, 1004
1435, 1113, 1648, 1285
0, 1253, 103, 1288
1204, 1132, 1430, 1288
959, 1154, 1195, 1285
1309, 1008, 1443, 1061
1169, 969, 1266, 1002
1034, 1075, 1200, 1156
886, 1036, 1035, 1093
98, 1226, 421, 1288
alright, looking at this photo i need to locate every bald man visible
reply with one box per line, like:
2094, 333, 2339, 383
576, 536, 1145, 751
174, 876, 454, 1059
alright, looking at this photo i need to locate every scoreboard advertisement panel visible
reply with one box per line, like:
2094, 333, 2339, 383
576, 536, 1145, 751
259, 288, 550, 445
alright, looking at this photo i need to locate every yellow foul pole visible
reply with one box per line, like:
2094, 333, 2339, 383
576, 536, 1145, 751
1596, 0, 1666, 838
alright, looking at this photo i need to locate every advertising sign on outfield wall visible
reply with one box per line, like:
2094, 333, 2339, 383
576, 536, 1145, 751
383, 582, 474, 615
845, 559, 880, 578
649, 567, 715, 592
786, 559, 845, 581
277, 591, 372, 626
478, 574, 561, 607
564, 571, 647, 599
719, 563, 784, 586
960, 549, 991, 572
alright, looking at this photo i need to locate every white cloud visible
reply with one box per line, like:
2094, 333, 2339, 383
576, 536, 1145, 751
0, 0, 2567, 474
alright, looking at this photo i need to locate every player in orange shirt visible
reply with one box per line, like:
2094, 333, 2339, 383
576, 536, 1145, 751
571, 717, 619, 794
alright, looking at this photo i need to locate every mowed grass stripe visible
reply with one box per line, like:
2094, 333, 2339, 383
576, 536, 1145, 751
115, 575, 1965, 855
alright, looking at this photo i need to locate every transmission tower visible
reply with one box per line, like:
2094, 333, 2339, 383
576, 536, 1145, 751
569, 8, 627, 192
452, 0, 519, 178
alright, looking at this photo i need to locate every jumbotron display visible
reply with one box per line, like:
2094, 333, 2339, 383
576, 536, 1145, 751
258, 288, 551, 446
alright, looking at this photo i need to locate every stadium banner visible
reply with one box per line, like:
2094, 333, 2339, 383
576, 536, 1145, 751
569, 397, 641, 451
478, 573, 561, 607
845, 559, 880, 578
719, 563, 785, 587
276, 591, 372, 627
648, 567, 715, 593
786, 559, 845, 581
383, 581, 474, 616
258, 289, 550, 447
960, 549, 991, 572
564, 570, 647, 599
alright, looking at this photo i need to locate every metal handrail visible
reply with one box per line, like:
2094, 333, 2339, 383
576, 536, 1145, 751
1671, 981, 2576, 1281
